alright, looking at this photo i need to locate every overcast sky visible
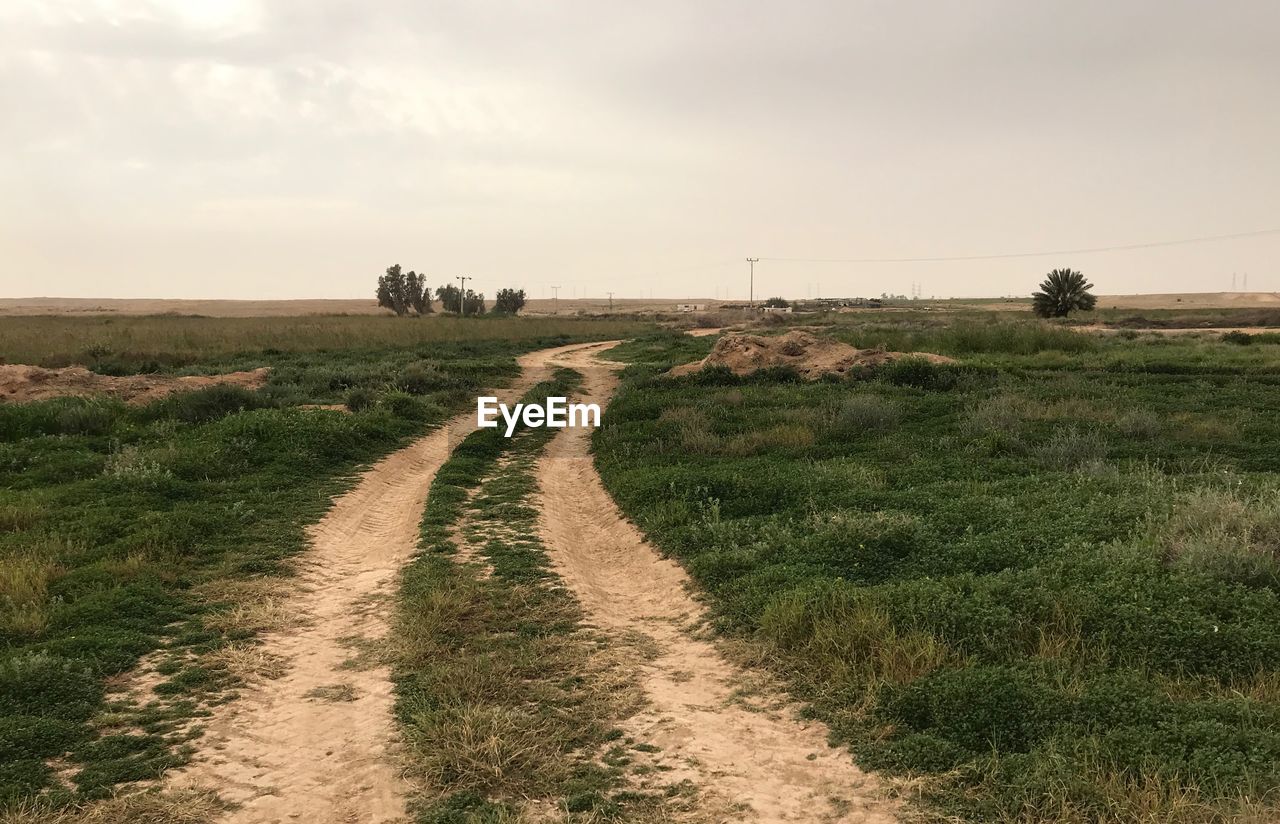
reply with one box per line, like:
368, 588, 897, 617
2, 1, 1278, 300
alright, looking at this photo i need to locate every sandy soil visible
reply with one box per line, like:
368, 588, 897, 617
0, 365, 269, 404
164, 342, 592, 824
670, 329, 951, 380
535, 345, 897, 823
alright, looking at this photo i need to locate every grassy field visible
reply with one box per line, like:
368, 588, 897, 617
0, 315, 645, 808
0, 314, 649, 370
8, 308, 1280, 820
597, 323, 1280, 822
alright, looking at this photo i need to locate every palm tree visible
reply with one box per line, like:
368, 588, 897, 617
1032, 269, 1097, 318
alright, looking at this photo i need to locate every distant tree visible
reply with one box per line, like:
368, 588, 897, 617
762, 296, 790, 308
1032, 268, 1097, 318
493, 288, 526, 315
405, 271, 431, 315
463, 291, 486, 316
436, 284, 461, 313
376, 264, 409, 316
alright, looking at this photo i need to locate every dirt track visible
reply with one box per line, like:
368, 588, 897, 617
160, 337, 894, 823
536, 345, 896, 823
165, 342, 588, 823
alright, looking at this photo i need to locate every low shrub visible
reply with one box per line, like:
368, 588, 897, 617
140, 385, 272, 424
832, 393, 899, 433
1034, 424, 1107, 470
345, 387, 376, 412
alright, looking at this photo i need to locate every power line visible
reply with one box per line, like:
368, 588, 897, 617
758, 226, 1280, 265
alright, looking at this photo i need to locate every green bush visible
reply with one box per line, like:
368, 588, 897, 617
382, 391, 436, 422
139, 384, 272, 424
397, 361, 449, 395
345, 387, 376, 412
832, 393, 899, 433
879, 357, 943, 388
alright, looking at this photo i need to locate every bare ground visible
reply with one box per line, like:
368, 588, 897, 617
670, 330, 952, 380
535, 344, 898, 824
0, 365, 270, 404
162, 343, 591, 824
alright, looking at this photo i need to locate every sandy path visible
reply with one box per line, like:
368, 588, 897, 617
535, 346, 897, 824
166, 342, 598, 824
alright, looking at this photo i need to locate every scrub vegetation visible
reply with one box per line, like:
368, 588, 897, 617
596, 324, 1280, 822
0, 316, 643, 809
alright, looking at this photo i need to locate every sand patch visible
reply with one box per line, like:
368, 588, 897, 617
670, 330, 952, 380
0, 364, 270, 404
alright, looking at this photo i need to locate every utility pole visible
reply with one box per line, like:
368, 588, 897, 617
550, 285, 560, 315
456, 275, 469, 316
607, 291, 614, 312
746, 257, 759, 306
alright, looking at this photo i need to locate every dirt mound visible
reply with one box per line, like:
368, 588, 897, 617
0, 364, 270, 404
669, 330, 953, 380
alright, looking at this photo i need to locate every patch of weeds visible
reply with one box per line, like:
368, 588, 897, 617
305, 683, 358, 703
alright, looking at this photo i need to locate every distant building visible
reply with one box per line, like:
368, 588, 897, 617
675, 303, 707, 312
760, 305, 793, 314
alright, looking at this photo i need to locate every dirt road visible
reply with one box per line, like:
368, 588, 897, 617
535, 345, 896, 823
165, 342, 596, 824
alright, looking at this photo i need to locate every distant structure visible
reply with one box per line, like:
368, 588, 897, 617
675, 303, 708, 312
803, 297, 883, 310
760, 305, 793, 314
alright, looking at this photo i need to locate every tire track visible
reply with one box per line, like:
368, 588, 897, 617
535, 345, 898, 824
164, 342, 602, 824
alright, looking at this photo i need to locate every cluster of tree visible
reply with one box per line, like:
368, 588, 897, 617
1032, 268, 1096, 318
376, 265, 432, 316
376, 265, 528, 317
761, 296, 790, 308
435, 283, 487, 315
494, 288, 526, 315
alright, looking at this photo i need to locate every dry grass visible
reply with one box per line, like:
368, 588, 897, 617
0, 548, 64, 637
0, 503, 41, 533
0, 789, 223, 824
761, 587, 959, 690
723, 423, 815, 455
1154, 486, 1280, 584
202, 643, 289, 683
305, 683, 359, 703
195, 577, 302, 636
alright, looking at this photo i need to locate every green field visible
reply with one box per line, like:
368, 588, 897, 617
6, 309, 1280, 822
0, 315, 645, 807
597, 323, 1280, 822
